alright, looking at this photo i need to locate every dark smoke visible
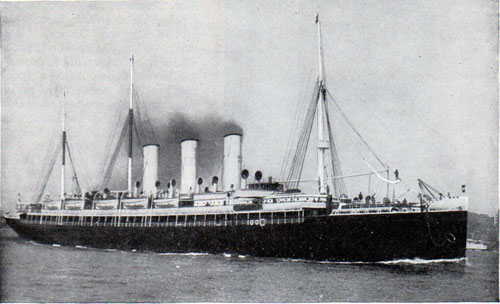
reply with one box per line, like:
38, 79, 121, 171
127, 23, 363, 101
106, 112, 242, 191
151, 112, 243, 189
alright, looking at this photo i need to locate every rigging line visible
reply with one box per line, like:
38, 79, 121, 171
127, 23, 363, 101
134, 90, 147, 137
284, 80, 318, 184
132, 119, 144, 157
423, 181, 444, 197
135, 90, 156, 146
34, 128, 60, 201
97, 107, 127, 185
285, 95, 313, 188
100, 118, 129, 189
134, 89, 158, 144
418, 179, 443, 200
98, 110, 124, 182
132, 121, 145, 183
290, 91, 318, 189
286, 115, 306, 185
296, 108, 316, 189
279, 71, 316, 180
35, 143, 62, 203
71, 139, 93, 190
288, 80, 319, 177
33, 128, 59, 201
133, 91, 145, 139
325, 88, 387, 168
64, 121, 92, 189
97, 90, 129, 185
324, 97, 347, 197
65, 141, 81, 194
396, 188, 411, 200
63, 118, 91, 192
291, 77, 320, 166
327, 105, 360, 152
287, 83, 320, 189
133, 157, 145, 184
398, 179, 419, 198
278, 171, 386, 183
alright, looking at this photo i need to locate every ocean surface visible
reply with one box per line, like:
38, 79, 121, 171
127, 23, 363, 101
0, 226, 498, 302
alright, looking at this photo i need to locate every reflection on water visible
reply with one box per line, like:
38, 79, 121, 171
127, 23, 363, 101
0, 227, 497, 302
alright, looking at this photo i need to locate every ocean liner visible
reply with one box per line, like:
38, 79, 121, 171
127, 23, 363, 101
4, 15, 467, 262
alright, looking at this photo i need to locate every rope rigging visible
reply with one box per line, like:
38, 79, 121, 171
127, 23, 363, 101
65, 141, 82, 195
325, 88, 387, 169
33, 128, 59, 202
99, 118, 129, 189
34, 141, 61, 203
33, 134, 84, 202
323, 92, 347, 197
279, 69, 315, 181
418, 179, 452, 247
71, 140, 93, 190
134, 89, 158, 145
97, 107, 127, 187
278, 76, 402, 198
283, 79, 320, 190
96, 86, 158, 190
418, 179, 444, 201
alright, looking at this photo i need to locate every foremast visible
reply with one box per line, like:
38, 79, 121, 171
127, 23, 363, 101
61, 92, 67, 201
316, 14, 328, 194
128, 55, 134, 194
280, 14, 346, 196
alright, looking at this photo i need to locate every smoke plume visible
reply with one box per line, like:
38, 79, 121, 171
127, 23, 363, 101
153, 112, 242, 189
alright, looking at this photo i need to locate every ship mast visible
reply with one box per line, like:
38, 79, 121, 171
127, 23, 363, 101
316, 14, 328, 194
128, 55, 134, 194
61, 92, 66, 201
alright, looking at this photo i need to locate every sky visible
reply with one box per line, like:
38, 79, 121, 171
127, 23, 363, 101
1, 0, 498, 215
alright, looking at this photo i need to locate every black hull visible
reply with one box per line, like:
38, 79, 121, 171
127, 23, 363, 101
5, 211, 467, 262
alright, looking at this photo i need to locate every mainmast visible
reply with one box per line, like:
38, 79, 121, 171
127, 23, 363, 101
61, 92, 66, 201
128, 55, 134, 194
316, 14, 328, 194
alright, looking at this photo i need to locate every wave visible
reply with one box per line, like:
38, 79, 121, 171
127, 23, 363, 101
283, 257, 467, 265
158, 252, 209, 256
377, 257, 467, 265
75, 245, 87, 249
52, 244, 61, 247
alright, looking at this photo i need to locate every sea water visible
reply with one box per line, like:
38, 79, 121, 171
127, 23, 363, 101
0, 227, 497, 302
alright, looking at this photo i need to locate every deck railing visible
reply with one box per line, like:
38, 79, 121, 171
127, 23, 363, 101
24, 216, 307, 228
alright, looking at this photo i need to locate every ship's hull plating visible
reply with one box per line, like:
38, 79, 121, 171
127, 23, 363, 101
5, 211, 466, 262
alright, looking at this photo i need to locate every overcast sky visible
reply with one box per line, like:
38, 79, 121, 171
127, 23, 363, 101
1, 0, 498, 215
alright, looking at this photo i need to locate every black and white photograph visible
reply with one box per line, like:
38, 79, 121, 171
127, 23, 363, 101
0, 1, 498, 302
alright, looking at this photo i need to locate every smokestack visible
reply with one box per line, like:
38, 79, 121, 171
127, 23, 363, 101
223, 133, 242, 191
180, 139, 198, 195
143, 144, 159, 196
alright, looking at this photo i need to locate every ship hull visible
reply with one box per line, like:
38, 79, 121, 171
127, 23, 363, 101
5, 210, 466, 262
